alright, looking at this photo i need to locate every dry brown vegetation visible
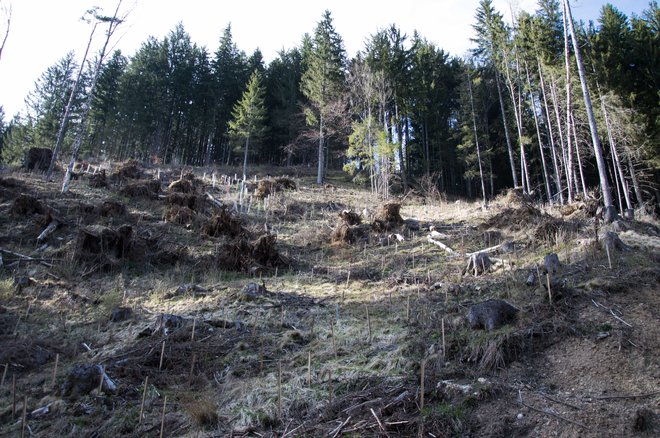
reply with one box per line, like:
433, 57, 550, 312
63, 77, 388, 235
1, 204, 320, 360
0, 164, 658, 437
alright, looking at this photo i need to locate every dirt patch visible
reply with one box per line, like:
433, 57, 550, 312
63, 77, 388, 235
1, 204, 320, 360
98, 200, 126, 217
0, 338, 59, 374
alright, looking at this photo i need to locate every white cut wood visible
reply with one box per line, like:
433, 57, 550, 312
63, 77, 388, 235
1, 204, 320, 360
426, 235, 457, 255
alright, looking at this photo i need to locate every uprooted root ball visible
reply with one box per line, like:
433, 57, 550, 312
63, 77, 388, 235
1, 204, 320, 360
256, 177, 297, 199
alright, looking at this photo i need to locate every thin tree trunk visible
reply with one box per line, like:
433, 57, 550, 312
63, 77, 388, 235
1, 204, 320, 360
242, 135, 250, 181
317, 114, 324, 184
570, 114, 588, 197
562, 5, 575, 203
525, 63, 552, 203
549, 75, 569, 202
62, 1, 125, 193
563, 0, 617, 222
625, 150, 643, 207
502, 47, 529, 193
600, 96, 632, 212
467, 72, 487, 207
423, 118, 430, 177
48, 21, 97, 180
538, 61, 564, 204
495, 72, 518, 187
395, 102, 407, 191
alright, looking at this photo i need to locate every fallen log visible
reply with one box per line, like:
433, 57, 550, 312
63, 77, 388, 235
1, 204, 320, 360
426, 235, 457, 255
206, 192, 225, 210
466, 241, 514, 257
37, 220, 59, 243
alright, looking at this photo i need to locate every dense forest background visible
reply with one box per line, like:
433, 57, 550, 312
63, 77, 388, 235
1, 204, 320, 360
0, 0, 658, 208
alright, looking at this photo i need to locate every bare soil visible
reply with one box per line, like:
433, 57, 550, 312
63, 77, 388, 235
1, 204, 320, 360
0, 164, 658, 437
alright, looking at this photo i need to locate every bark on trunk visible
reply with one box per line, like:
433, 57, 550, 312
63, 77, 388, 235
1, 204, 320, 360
563, 0, 617, 222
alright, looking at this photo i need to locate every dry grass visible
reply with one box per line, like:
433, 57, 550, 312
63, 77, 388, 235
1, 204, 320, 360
1, 167, 659, 437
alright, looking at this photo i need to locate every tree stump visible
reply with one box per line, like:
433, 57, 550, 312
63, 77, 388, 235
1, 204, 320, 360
467, 299, 519, 331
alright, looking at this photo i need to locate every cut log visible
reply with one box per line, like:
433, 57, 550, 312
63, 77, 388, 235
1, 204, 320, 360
426, 235, 457, 255
466, 241, 515, 257
205, 192, 225, 210
37, 220, 59, 243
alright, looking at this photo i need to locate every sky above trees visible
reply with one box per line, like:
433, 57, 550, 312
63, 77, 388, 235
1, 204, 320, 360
0, 0, 651, 117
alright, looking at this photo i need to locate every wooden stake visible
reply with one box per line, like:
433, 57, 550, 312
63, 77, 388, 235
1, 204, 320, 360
441, 318, 446, 361
420, 359, 426, 412
1, 363, 7, 387
21, 395, 27, 438
159, 396, 167, 438
277, 361, 283, 418
307, 352, 312, 387
191, 318, 196, 341
547, 273, 553, 303
331, 323, 337, 357
139, 376, 149, 424
605, 244, 612, 269
98, 366, 105, 393
159, 341, 166, 371
365, 305, 372, 344
12, 374, 16, 418
346, 270, 351, 287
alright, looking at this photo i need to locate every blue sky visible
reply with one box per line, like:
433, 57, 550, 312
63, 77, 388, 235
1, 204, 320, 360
0, 0, 653, 118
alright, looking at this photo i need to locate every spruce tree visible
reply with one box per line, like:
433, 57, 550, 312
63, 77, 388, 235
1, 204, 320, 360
301, 10, 346, 184
228, 70, 267, 181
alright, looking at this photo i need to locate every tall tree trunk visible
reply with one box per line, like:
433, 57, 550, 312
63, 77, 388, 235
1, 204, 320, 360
563, 0, 617, 222
625, 150, 644, 207
495, 72, 518, 188
538, 62, 564, 205
48, 21, 97, 180
62, 1, 125, 193
525, 63, 552, 203
317, 114, 324, 184
600, 95, 632, 212
570, 114, 588, 197
242, 135, 250, 181
562, 5, 575, 203
394, 102, 407, 191
467, 72, 487, 207
501, 47, 529, 192
423, 117, 430, 177
549, 75, 569, 202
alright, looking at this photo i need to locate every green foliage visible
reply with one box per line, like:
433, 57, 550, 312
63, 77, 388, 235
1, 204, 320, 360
228, 70, 267, 142
301, 10, 346, 112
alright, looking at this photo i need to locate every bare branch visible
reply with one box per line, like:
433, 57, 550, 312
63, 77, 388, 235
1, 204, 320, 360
0, 0, 12, 62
